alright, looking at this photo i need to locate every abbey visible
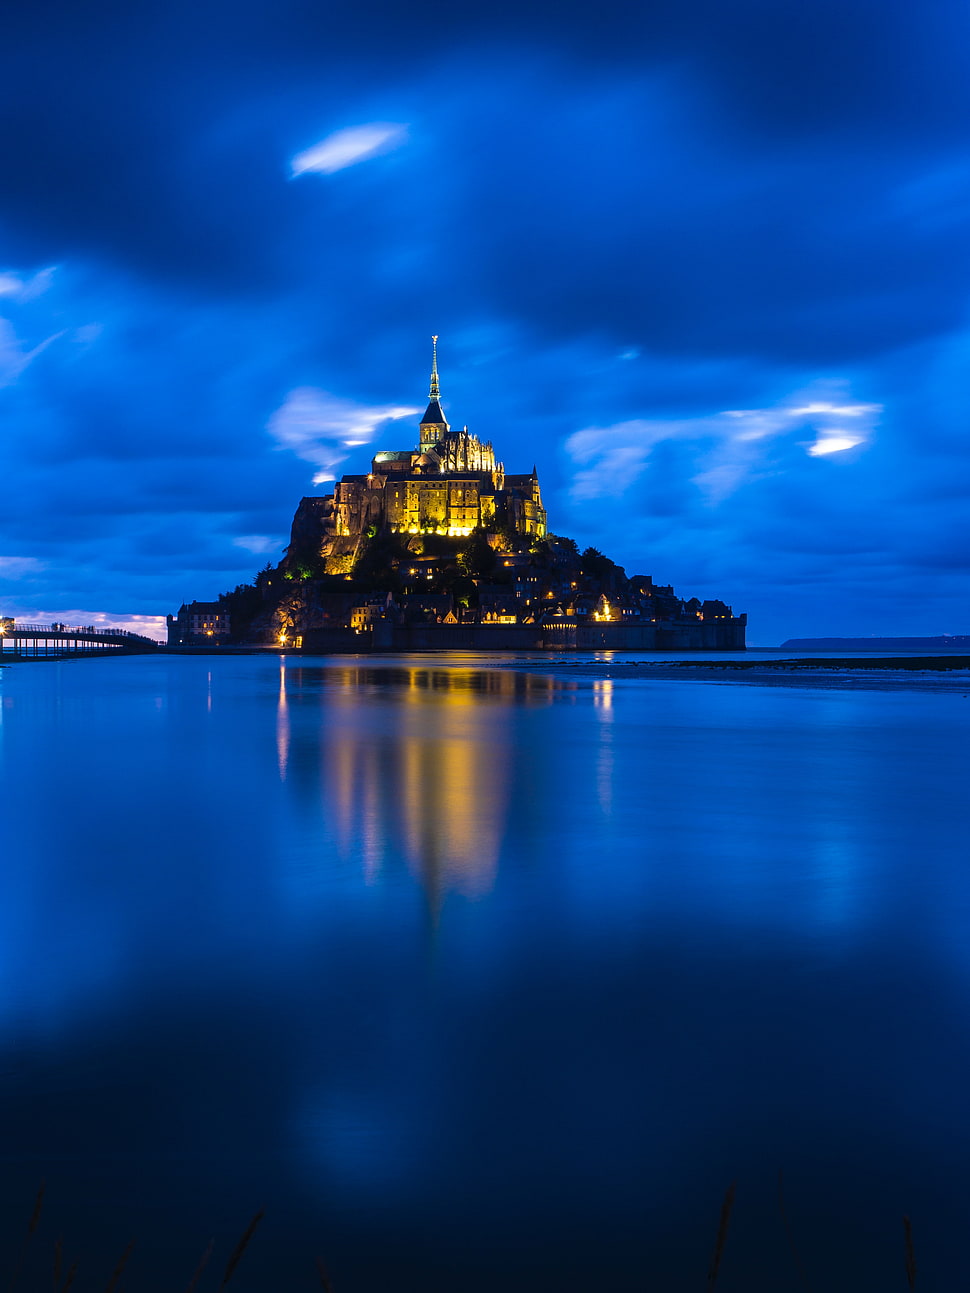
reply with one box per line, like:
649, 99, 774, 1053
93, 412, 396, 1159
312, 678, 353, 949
290, 339, 546, 574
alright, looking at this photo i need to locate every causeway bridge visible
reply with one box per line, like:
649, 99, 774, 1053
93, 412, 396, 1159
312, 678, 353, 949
0, 621, 160, 659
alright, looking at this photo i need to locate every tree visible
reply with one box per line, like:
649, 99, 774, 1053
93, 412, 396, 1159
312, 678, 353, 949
450, 575, 478, 610
580, 546, 617, 579
218, 580, 264, 642
457, 527, 497, 579
352, 532, 410, 590
548, 533, 580, 560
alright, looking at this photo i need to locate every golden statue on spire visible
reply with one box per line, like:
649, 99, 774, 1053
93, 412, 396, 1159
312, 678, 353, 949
430, 335, 440, 401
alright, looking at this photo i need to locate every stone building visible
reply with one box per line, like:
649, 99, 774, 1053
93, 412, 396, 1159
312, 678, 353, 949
167, 601, 230, 645
288, 339, 547, 574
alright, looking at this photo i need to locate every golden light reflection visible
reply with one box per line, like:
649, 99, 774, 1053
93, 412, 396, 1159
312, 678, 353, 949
317, 667, 557, 908
277, 663, 290, 780
593, 679, 614, 815
593, 678, 613, 711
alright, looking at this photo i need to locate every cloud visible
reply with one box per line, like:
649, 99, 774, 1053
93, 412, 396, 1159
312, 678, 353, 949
566, 388, 881, 502
0, 267, 55, 301
0, 318, 65, 387
290, 123, 408, 177
266, 388, 419, 483
807, 434, 866, 456
233, 534, 284, 555
0, 556, 46, 578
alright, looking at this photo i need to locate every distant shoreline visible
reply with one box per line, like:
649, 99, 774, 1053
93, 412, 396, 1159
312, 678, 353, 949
487, 654, 970, 693
655, 655, 970, 671
779, 635, 970, 652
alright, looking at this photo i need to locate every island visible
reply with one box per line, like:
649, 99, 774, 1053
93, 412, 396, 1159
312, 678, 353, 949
168, 341, 746, 652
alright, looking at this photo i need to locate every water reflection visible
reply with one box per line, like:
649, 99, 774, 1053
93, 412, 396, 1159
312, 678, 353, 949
284, 665, 563, 904
277, 662, 290, 779
3, 658, 970, 1293
593, 679, 614, 816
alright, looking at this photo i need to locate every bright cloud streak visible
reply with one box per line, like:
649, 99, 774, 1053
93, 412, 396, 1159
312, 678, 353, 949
291, 123, 408, 176
0, 319, 66, 387
789, 402, 881, 417
566, 387, 881, 502
807, 434, 866, 456
267, 387, 419, 483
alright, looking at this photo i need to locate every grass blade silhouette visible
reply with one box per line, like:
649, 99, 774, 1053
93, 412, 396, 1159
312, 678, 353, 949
7, 1181, 46, 1293
777, 1170, 813, 1292
706, 1181, 736, 1291
103, 1239, 134, 1293
903, 1215, 916, 1290
183, 1239, 214, 1293
315, 1255, 334, 1291
218, 1210, 264, 1288
60, 1260, 78, 1293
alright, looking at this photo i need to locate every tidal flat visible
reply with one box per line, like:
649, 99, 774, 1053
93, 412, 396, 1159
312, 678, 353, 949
1, 653, 968, 1291
496, 651, 970, 692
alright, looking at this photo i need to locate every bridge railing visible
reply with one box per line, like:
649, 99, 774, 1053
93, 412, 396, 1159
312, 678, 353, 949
1, 623, 160, 646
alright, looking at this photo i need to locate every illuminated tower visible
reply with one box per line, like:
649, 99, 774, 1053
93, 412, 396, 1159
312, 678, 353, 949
419, 334, 450, 453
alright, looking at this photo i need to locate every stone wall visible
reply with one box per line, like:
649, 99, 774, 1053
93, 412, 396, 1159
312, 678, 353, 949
294, 617, 745, 654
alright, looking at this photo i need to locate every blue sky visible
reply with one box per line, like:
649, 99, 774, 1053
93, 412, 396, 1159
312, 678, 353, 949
1, 0, 968, 643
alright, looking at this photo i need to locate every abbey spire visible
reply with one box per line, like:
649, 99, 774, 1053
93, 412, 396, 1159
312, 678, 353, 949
419, 333, 449, 451
429, 334, 440, 401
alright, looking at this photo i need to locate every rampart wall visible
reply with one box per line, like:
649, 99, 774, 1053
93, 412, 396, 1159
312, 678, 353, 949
298, 618, 745, 653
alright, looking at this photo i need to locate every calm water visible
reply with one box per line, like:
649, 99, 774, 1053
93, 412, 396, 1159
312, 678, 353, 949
1, 654, 969, 1291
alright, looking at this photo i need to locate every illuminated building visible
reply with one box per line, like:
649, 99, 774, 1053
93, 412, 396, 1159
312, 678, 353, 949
289, 338, 547, 575
167, 601, 231, 645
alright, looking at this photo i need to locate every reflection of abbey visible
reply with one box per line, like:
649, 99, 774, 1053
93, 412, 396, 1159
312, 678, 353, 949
168, 340, 746, 650
292, 338, 546, 575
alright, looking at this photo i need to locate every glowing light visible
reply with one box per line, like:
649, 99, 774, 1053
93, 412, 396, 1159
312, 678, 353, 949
807, 434, 865, 456
291, 123, 408, 177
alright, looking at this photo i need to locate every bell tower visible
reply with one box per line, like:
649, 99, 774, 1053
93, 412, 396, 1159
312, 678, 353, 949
419, 335, 450, 453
